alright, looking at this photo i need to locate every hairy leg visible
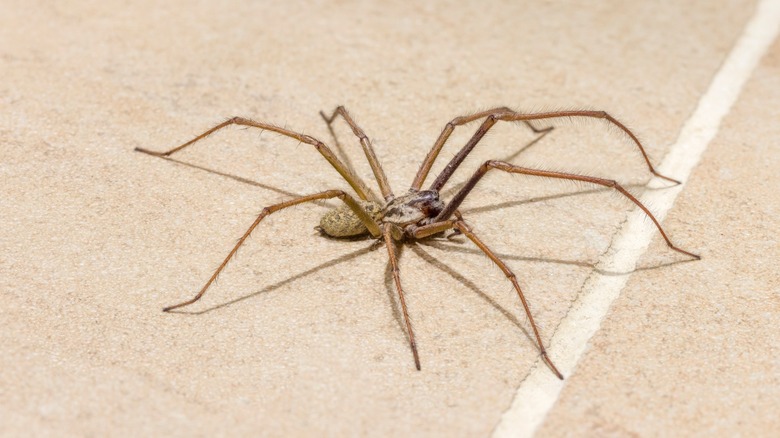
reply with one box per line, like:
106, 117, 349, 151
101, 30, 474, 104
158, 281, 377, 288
455, 219, 564, 379
414, 108, 679, 192
163, 190, 381, 312
382, 223, 421, 370
136, 116, 375, 201
438, 160, 700, 259
320, 106, 394, 200
407, 218, 459, 239
412, 107, 552, 190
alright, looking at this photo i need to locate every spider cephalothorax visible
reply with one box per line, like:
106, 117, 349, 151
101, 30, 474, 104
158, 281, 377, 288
383, 189, 445, 227
137, 105, 699, 379
319, 189, 445, 238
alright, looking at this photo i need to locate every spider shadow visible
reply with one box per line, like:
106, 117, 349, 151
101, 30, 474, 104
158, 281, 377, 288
396, 238, 698, 365
408, 242, 537, 348
444, 182, 695, 275
453, 183, 674, 219
421, 239, 698, 276
134, 149, 335, 208
502, 124, 554, 163
376, 238, 540, 359
382, 242, 410, 345
166, 244, 377, 315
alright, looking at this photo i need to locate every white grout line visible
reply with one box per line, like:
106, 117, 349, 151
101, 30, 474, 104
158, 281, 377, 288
492, 1, 780, 437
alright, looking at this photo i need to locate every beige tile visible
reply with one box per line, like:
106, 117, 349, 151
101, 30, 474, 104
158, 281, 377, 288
0, 0, 766, 436
538, 35, 780, 437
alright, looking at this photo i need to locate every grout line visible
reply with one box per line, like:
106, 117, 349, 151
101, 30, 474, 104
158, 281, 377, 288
492, 1, 780, 437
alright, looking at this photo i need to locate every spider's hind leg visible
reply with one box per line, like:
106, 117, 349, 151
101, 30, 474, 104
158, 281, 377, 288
162, 190, 380, 312
411, 107, 554, 190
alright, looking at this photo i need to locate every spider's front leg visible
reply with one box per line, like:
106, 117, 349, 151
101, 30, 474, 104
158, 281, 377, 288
162, 190, 381, 312
420, 108, 682, 194
135, 116, 376, 202
412, 107, 553, 190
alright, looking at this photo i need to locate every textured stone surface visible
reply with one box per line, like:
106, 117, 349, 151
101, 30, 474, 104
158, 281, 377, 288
538, 35, 780, 437
1, 1, 771, 436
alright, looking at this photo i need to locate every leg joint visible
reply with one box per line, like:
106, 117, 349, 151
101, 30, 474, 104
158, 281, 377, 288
304, 136, 323, 148
483, 160, 502, 171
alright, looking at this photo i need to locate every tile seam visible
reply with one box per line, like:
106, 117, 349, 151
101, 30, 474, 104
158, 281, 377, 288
492, 1, 780, 436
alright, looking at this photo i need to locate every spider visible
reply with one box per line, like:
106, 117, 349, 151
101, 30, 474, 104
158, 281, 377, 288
136, 106, 699, 379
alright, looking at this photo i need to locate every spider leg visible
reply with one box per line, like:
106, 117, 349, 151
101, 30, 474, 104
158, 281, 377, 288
406, 212, 561, 378
454, 219, 564, 380
382, 223, 421, 370
407, 218, 459, 239
318, 109, 379, 203
162, 190, 381, 312
320, 106, 394, 200
411, 107, 553, 190
135, 117, 376, 202
437, 161, 700, 259
418, 108, 681, 192
497, 110, 679, 184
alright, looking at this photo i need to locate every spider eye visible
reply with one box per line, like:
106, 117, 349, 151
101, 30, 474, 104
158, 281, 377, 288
417, 190, 439, 201
411, 190, 444, 217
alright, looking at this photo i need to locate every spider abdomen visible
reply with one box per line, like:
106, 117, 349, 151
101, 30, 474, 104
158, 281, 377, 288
319, 200, 383, 237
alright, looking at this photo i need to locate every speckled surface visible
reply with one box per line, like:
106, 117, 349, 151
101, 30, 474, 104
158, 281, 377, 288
1, 0, 775, 436
537, 35, 780, 437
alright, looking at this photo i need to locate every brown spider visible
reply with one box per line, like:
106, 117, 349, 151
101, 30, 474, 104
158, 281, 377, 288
136, 106, 699, 379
